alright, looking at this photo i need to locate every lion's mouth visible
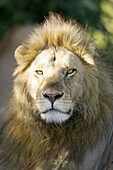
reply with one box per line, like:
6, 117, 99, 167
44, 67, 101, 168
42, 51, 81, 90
41, 109, 72, 123
37, 100, 73, 123
42, 108, 71, 115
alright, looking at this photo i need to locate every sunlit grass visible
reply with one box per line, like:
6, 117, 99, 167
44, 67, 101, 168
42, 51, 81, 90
101, 14, 113, 34
87, 29, 108, 48
100, 0, 113, 18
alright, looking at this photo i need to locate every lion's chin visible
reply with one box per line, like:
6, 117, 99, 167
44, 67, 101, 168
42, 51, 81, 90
41, 110, 72, 124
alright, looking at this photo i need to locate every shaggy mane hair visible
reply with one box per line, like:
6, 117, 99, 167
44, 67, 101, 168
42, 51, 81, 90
0, 13, 113, 170
14, 13, 95, 74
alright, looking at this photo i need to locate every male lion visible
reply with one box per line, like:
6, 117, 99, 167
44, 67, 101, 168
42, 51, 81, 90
0, 13, 113, 170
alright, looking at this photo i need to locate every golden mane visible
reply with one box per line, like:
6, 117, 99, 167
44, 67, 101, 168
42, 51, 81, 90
14, 13, 95, 75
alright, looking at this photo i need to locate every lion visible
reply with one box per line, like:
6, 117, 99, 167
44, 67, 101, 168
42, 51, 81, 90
0, 13, 113, 170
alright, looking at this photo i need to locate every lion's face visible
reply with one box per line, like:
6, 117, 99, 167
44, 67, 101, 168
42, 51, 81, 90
26, 47, 84, 123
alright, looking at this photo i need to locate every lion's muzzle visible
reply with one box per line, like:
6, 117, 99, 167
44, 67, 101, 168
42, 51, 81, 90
36, 98, 73, 123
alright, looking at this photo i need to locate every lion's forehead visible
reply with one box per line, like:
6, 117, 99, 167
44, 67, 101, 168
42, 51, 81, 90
31, 47, 83, 71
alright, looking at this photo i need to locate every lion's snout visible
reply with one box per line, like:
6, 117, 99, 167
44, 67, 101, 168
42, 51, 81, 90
36, 97, 73, 123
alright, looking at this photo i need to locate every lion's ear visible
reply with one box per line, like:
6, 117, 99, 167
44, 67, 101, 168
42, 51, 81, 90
82, 45, 98, 65
15, 45, 28, 65
82, 54, 95, 65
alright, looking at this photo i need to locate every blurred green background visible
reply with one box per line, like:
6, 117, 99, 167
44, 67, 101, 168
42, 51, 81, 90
0, 0, 113, 49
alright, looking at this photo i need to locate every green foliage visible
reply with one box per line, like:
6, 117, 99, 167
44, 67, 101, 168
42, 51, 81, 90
0, 0, 113, 48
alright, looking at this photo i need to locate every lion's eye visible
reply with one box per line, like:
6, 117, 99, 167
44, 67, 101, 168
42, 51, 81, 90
35, 70, 43, 75
66, 69, 76, 76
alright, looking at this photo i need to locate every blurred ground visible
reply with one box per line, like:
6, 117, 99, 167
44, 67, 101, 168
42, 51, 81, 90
0, 25, 33, 116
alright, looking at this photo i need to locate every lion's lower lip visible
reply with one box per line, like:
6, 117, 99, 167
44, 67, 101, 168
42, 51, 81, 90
42, 109, 71, 114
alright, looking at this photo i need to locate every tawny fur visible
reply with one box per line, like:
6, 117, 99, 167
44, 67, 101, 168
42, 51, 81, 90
0, 13, 113, 170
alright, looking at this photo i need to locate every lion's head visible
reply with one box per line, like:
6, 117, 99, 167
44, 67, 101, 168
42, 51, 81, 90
13, 13, 112, 126
0, 13, 113, 170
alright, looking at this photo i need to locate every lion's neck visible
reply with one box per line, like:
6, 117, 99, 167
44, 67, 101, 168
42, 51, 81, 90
21, 113, 112, 170
1, 105, 112, 170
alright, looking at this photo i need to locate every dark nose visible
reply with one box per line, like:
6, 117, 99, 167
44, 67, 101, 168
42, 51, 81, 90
43, 93, 64, 103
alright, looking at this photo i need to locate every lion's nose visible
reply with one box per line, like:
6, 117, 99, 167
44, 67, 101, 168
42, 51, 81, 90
43, 93, 64, 103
